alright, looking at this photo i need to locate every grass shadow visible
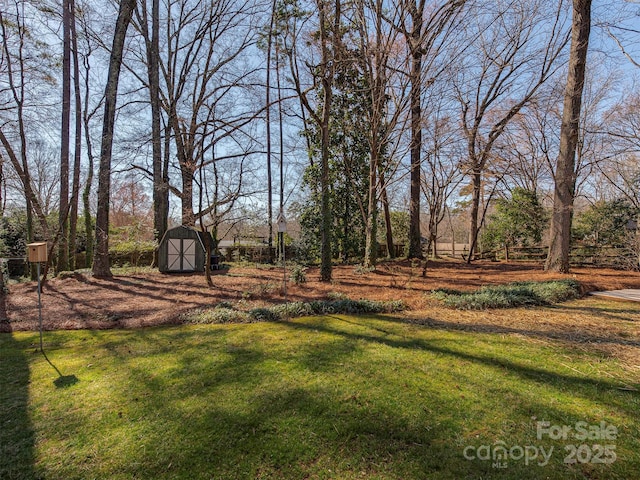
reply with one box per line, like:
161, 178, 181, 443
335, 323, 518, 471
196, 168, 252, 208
0, 333, 38, 479
396, 313, 640, 349
87, 322, 639, 478
277, 315, 640, 410
42, 350, 79, 389
15, 320, 640, 479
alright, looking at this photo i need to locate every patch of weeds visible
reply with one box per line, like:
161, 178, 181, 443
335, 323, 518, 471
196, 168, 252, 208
248, 308, 279, 322
327, 291, 348, 301
182, 308, 251, 324
183, 297, 408, 325
389, 260, 420, 289
252, 282, 278, 296
271, 302, 313, 318
309, 299, 407, 315
111, 266, 156, 276
56, 270, 77, 280
353, 264, 375, 275
236, 299, 250, 310
215, 300, 235, 310
431, 279, 581, 310
289, 265, 307, 285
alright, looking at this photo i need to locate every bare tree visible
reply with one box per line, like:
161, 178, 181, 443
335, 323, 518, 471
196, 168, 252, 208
134, 0, 168, 253
455, 0, 569, 262
57, 0, 72, 272
79, 8, 102, 268
420, 98, 464, 266
143, 0, 261, 227
352, 0, 407, 268
545, 0, 591, 272
496, 93, 559, 194
264, 0, 277, 261
284, 0, 342, 281
0, 156, 4, 320
0, 2, 52, 252
92, 0, 137, 277
68, 0, 83, 270
393, 0, 466, 259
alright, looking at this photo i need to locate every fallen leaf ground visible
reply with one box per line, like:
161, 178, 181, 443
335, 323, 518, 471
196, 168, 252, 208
5, 259, 640, 333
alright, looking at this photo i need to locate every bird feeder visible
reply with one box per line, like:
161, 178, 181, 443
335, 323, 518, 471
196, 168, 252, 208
277, 212, 287, 233
27, 242, 48, 263
276, 211, 287, 297
26, 242, 48, 352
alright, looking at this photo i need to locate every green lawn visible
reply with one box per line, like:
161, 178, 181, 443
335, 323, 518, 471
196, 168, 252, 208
1, 302, 638, 479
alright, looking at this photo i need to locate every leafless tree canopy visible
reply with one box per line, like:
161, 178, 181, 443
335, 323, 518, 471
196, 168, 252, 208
1, 0, 639, 274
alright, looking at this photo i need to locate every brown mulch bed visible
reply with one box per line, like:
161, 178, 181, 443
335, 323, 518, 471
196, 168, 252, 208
3, 259, 640, 333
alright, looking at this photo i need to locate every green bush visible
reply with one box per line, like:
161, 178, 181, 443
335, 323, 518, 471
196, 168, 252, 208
481, 188, 547, 252
327, 291, 348, 301
431, 280, 580, 310
289, 264, 307, 285
573, 199, 638, 247
109, 240, 156, 267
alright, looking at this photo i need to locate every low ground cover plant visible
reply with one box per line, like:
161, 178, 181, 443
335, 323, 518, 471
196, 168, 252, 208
183, 297, 408, 324
431, 279, 581, 310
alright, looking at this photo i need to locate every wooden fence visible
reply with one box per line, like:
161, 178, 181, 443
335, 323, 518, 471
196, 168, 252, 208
468, 245, 637, 269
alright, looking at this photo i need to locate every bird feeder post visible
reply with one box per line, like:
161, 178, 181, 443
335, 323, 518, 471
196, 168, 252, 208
277, 212, 287, 298
27, 242, 47, 352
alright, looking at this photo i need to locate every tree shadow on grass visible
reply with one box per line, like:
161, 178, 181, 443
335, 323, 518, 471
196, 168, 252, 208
551, 302, 640, 323
94, 324, 638, 479
276, 316, 639, 411
22, 321, 639, 479
0, 333, 38, 480
396, 314, 640, 349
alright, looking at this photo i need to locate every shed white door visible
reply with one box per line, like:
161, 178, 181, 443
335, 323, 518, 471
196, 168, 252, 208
167, 238, 197, 271
182, 239, 196, 270
167, 239, 182, 270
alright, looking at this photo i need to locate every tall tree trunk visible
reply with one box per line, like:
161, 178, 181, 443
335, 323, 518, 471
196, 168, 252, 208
92, 0, 137, 277
379, 169, 394, 259
362, 0, 386, 269
69, 0, 82, 271
82, 146, 94, 267
407, 9, 423, 259
58, 0, 72, 272
319, 80, 332, 281
180, 165, 195, 226
545, 0, 591, 273
318, 0, 337, 282
147, 0, 167, 253
363, 148, 378, 268
0, 154, 4, 319
266, 0, 275, 262
277, 42, 286, 220
467, 167, 481, 262
82, 52, 95, 268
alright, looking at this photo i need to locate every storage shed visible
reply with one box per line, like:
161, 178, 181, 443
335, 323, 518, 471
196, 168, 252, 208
158, 226, 213, 273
